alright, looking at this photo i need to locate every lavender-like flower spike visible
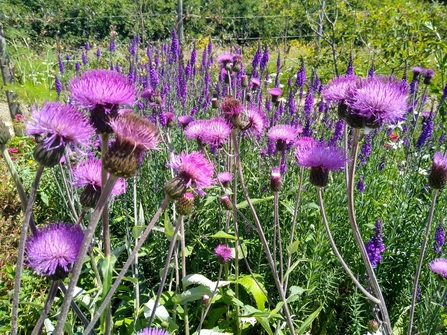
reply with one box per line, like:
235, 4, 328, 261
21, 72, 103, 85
365, 219, 385, 268
303, 89, 314, 116
357, 175, 365, 193
26, 223, 85, 280
416, 117, 433, 148
346, 52, 354, 75
328, 119, 345, 146
434, 219, 445, 254
58, 55, 64, 74
55, 76, 62, 95
260, 45, 269, 73
295, 57, 306, 88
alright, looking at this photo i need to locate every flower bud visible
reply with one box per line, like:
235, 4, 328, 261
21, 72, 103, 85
164, 176, 187, 200
176, 192, 195, 215
80, 184, 101, 209
270, 167, 282, 192
241, 75, 249, 88
202, 294, 210, 306
212, 98, 220, 109
367, 319, 379, 332
33, 141, 65, 168
220, 195, 233, 211
429, 152, 447, 189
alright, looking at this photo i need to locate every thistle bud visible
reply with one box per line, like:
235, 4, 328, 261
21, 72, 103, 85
367, 319, 379, 332
270, 167, 282, 192
212, 98, 219, 109
80, 184, 101, 209
202, 294, 210, 305
164, 176, 187, 200
241, 75, 249, 88
176, 192, 195, 215
220, 195, 233, 211
33, 141, 65, 168
428, 152, 447, 189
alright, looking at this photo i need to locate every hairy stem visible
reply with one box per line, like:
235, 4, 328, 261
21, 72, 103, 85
407, 189, 439, 335
31, 280, 60, 335
82, 197, 171, 335
53, 174, 118, 335
11, 164, 45, 335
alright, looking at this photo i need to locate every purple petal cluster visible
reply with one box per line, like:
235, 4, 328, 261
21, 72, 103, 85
267, 124, 301, 144
296, 141, 346, 171
200, 118, 232, 147
26, 101, 94, 150
242, 107, 267, 137
72, 157, 128, 197
214, 244, 232, 263
434, 221, 445, 254
169, 152, 216, 193
26, 223, 85, 277
365, 219, 385, 268
322, 75, 359, 104
68, 69, 136, 110
429, 258, 447, 278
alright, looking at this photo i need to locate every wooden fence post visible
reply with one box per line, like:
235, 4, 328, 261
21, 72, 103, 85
0, 18, 21, 120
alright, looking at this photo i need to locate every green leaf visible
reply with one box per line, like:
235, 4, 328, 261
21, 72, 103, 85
209, 231, 237, 240
100, 255, 117, 330
236, 196, 274, 209
244, 305, 273, 335
164, 210, 175, 240
132, 225, 146, 239
232, 243, 247, 260
143, 300, 170, 321
287, 286, 306, 303
173, 286, 213, 304
39, 191, 49, 206
138, 202, 145, 225
283, 258, 308, 279
238, 274, 267, 310
297, 305, 323, 335
182, 273, 231, 290
287, 240, 300, 255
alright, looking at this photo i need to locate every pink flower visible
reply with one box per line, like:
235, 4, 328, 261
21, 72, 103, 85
214, 244, 232, 263
429, 258, 447, 278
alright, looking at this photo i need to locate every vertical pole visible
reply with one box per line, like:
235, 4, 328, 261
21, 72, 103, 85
0, 19, 20, 120
177, 0, 184, 44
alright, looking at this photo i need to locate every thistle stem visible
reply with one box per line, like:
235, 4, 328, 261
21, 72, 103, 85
82, 197, 171, 335
347, 128, 391, 334
54, 174, 119, 335
31, 280, 60, 335
231, 131, 296, 334
407, 189, 439, 335
148, 215, 183, 328
11, 163, 45, 335
317, 188, 380, 304
180, 216, 190, 335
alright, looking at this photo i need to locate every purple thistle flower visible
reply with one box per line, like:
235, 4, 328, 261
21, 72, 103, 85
26, 102, 94, 150
260, 45, 269, 73
268, 124, 301, 151
296, 141, 346, 171
357, 175, 365, 193
412, 67, 424, 80
73, 156, 127, 197
58, 55, 64, 74
429, 152, 447, 189
26, 223, 85, 279
136, 327, 170, 335
434, 220, 445, 254
423, 69, 435, 85
200, 118, 232, 147
169, 152, 216, 193
55, 76, 62, 95
217, 52, 234, 66
69, 69, 136, 111
416, 118, 433, 148
429, 258, 447, 278
214, 244, 232, 263
365, 219, 385, 268
345, 75, 408, 128
217, 172, 232, 186
322, 75, 359, 105
178, 115, 194, 129
242, 107, 267, 137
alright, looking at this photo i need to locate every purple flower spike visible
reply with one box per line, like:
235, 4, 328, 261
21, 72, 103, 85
136, 327, 170, 335
429, 258, 447, 279
214, 244, 232, 263
434, 220, 445, 254
26, 102, 94, 151
26, 223, 85, 279
365, 219, 385, 268
169, 152, 215, 194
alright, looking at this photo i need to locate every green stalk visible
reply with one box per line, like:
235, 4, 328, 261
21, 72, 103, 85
31, 280, 60, 335
82, 197, 171, 335
180, 216, 190, 335
11, 164, 45, 335
407, 189, 439, 335
53, 175, 119, 335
